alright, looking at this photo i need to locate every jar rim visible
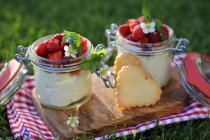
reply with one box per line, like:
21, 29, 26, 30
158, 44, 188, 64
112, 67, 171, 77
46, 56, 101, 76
116, 24, 176, 53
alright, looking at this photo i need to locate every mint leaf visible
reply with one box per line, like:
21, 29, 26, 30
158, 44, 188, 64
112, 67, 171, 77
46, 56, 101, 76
63, 30, 81, 52
80, 60, 93, 70
80, 48, 106, 73
154, 19, 166, 41
142, 0, 151, 21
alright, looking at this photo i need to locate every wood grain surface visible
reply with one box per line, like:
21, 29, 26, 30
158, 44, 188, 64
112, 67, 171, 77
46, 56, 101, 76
32, 67, 190, 139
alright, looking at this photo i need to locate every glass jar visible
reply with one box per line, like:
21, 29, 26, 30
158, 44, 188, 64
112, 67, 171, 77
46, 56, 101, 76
105, 24, 188, 87
28, 35, 93, 109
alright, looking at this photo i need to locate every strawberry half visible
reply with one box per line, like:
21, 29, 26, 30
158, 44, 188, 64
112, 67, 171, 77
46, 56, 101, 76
47, 41, 61, 53
50, 33, 64, 44
137, 16, 145, 23
127, 19, 139, 32
48, 51, 62, 60
161, 26, 169, 39
132, 25, 148, 41
150, 30, 162, 43
36, 41, 48, 58
119, 24, 131, 37
126, 34, 136, 42
80, 37, 88, 54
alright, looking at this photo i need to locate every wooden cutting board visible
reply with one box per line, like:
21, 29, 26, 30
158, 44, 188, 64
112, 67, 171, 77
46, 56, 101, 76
32, 67, 190, 139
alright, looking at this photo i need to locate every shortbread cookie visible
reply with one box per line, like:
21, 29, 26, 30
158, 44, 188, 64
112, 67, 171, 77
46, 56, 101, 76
116, 65, 162, 108
114, 53, 141, 76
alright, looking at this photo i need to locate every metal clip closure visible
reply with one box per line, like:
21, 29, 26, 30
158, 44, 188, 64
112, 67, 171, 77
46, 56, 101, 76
14, 45, 31, 68
95, 44, 116, 88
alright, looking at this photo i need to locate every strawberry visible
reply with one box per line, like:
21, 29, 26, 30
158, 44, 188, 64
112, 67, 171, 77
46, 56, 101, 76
36, 41, 48, 58
161, 26, 169, 39
139, 37, 150, 43
60, 41, 68, 50
48, 51, 62, 60
137, 16, 145, 23
150, 30, 162, 43
127, 19, 139, 32
132, 25, 148, 41
119, 24, 131, 37
47, 41, 60, 53
126, 34, 136, 42
50, 33, 64, 44
80, 38, 88, 54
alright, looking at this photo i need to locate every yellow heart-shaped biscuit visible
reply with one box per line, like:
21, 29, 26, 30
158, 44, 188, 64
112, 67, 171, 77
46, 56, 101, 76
117, 65, 162, 108
114, 53, 141, 77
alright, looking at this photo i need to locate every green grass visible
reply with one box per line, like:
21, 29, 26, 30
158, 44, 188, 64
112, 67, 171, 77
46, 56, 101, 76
1, 0, 210, 139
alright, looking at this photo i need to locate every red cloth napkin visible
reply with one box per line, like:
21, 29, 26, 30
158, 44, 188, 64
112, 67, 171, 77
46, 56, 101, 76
6, 54, 210, 139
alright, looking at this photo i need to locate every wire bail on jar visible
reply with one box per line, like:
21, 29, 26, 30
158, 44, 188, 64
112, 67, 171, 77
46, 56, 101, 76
94, 44, 116, 88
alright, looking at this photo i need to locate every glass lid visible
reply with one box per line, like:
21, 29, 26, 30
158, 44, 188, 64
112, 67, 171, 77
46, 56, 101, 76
175, 52, 210, 107
0, 59, 28, 107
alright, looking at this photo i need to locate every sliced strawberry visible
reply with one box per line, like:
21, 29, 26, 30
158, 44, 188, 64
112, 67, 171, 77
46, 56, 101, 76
50, 33, 64, 44
48, 51, 62, 60
150, 30, 162, 43
139, 37, 150, 43
127, 19, 139, 32
119, 24, 131, 37
60, 41, 68, 50
132, 25, 148, 41
126, 34, 137, 42
161, 26, 169, 39
47, 41, 60, 53
80, 37, 88, 54
137, 16, 145, 23
36, 41, 48, 58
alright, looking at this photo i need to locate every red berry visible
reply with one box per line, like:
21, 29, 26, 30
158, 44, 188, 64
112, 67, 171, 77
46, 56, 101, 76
80, 37, 88, 54
150, 30, 162, 43
60, 41, 68, 50
126, 34, 137, 42
50, 33, 64, 44
127, 19, 139, 32
119, 24, 131, 37
132, 25, 148, 41
48, 51, 62, 60
161, 26, 169, 39
36, 41, 48, 58
47, 41, 60, 53
137, 16, 145, 23
139, 37, 150, 43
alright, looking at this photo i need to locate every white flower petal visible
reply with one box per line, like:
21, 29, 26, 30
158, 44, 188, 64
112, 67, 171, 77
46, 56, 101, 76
142, 28, 149, 34
64, 46, 69, 51
149, 28, 155, 33
65, 52, 70, 57
140, 23, 146, 29
66, 120, 71, 125
101, 75, 107, 79
71, 54, 76, 58
104, 65, 108, 69
150, 22, 156, 28
75, 120, 79, 124
71, 123, 76, 127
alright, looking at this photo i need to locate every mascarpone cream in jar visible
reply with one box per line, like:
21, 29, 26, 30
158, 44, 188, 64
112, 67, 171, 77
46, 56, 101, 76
29, 35, 93, 109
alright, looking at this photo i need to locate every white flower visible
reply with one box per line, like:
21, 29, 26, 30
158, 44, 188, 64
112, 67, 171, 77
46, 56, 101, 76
64, 45, 78, 58
66, 116, 79, 127
140, 21, 156, 34
98, 65, 108, 79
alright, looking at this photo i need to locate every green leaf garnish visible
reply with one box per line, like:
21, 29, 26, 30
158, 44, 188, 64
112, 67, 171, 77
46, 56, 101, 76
154, 19, 166, 41
63, 30, 81, 52
142, 0, 151, 21
80, 48, 106, 73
